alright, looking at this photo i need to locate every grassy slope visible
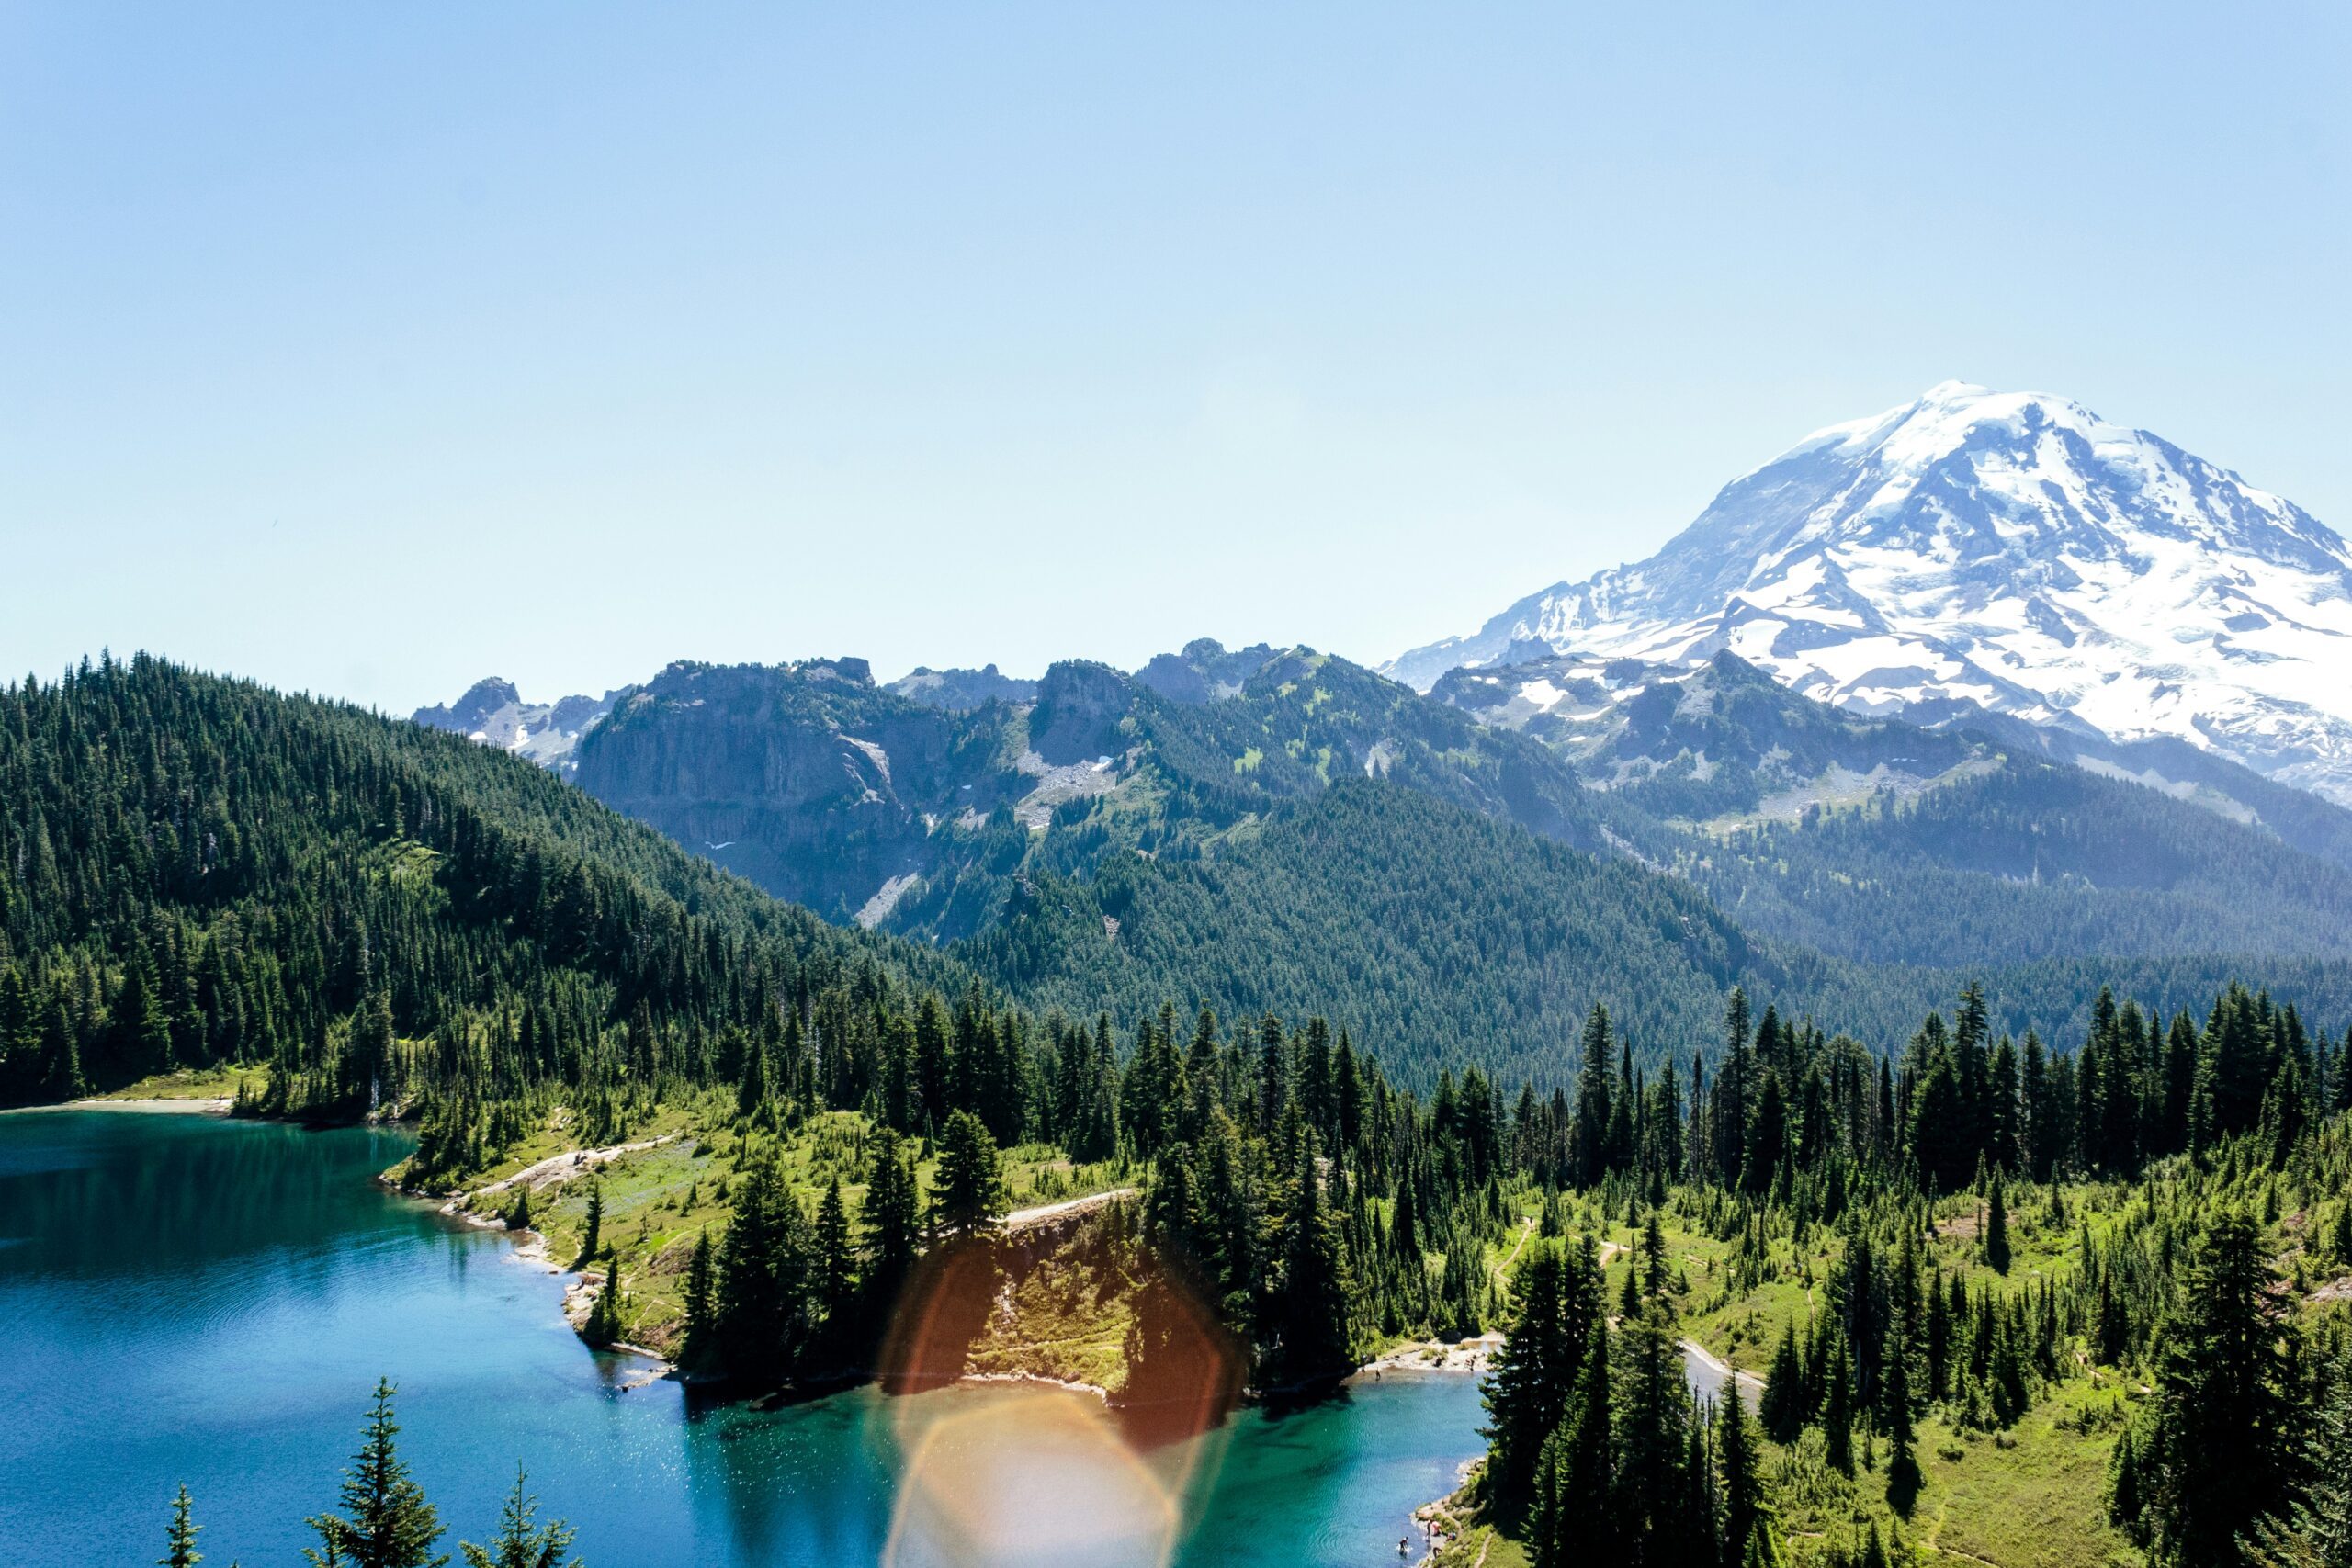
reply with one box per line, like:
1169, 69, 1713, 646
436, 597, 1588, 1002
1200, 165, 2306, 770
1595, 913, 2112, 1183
407, 1096, 1130, 1363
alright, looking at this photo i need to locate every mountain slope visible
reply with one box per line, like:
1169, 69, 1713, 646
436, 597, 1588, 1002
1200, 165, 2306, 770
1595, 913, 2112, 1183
572, 643, 1604, 942
1388, 381, 2352, 809
962, 780, 1757, 1085
0, 655, 954, 1104
560, 636, 2352, 1046
958, 776, 2352, 1085
1431, 649, 2352, 966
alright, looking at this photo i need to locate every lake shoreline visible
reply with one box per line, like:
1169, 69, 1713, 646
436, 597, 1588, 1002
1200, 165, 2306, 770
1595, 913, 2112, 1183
1360, 1333, 1502, 1377
1, 1095, 235, 1116
4, 1107, 1500, 1566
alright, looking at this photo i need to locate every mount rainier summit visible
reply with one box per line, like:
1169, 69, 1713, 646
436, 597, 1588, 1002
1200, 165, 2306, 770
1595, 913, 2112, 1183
1384, 382, 2352, 807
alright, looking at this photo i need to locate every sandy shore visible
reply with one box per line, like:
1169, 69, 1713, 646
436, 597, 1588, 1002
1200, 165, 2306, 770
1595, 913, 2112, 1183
2, 1096, 234, 1116
1680, 1337, 1767, 1396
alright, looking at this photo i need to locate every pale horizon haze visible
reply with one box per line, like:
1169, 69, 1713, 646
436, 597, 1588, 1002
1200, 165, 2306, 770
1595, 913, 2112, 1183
3, 3, 2346, 711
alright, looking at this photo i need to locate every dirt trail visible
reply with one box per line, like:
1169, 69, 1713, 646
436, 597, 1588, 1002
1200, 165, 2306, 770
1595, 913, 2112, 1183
448, 1133, 683, 1209
1491, 1216, 1536, 1280
1001, 1186, 1136, 1231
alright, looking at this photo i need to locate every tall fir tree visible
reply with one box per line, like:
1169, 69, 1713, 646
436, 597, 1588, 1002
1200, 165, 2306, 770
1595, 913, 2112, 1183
458, 1468, 576, 1568
930, 1111, 1007, 1239
863, 1128, 922, 1313
811, 1177, 859, 1369
715, 1150, 813, 1387
2134, 1209, 2296, 1566
1482, 1240, 1575, 1505
2255, 1342, 2352, 1568
680, 1229, 718, 1371
1883, 1331, 1922, 1515
1532, 1326, 1616, 1568
1267, 1131, 1357, 1387
1718, 1378, 1764, 1567
160, 1484, 205, 1568
1821, 1337, 1855, 1476
1759, 1323, 1807, 1446
305, 1380, 447, 1568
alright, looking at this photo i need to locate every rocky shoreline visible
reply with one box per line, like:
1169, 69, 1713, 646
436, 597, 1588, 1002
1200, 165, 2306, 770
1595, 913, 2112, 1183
1359, 1332, 1503, 1377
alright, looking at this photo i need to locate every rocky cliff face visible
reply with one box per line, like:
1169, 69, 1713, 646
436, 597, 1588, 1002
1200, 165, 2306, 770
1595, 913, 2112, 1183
573, 660, 1027, 927
1134, 640, 1282, 704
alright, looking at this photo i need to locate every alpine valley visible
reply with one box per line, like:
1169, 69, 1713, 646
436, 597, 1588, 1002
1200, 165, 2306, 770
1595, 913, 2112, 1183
404, 388, 2352, 1084
12, 385, 2352, 1568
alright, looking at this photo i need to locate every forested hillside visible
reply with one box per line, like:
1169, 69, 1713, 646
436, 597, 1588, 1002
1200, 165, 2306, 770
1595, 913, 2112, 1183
965, 781, 1754, 1086
550, 642, 2352, 1085
0, 654, 957, 1111
962, 779, 2352, 1088
1441, 649, 2352, 966
16, 656, 2352, 1115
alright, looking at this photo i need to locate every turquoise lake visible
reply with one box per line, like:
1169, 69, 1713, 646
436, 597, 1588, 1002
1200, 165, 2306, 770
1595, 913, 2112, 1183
0, 1109, 1490, 1566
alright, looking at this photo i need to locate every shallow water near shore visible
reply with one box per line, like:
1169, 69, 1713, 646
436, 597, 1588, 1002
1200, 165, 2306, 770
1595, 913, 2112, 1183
0, 1109, 1487, 1567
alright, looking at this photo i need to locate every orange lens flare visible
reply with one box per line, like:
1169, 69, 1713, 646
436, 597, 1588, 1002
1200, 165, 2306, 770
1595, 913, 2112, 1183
868, 1221, 1246, 1566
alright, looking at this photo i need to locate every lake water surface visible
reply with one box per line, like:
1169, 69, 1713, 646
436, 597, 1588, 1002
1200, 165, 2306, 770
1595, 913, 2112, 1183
0, 1110, 1489, 1567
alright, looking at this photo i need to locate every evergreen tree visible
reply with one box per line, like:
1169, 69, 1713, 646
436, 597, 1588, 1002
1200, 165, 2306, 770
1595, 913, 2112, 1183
2256, 1343, 2352, 1568
715, 1151, 813, 1387
1719, 1379, 1764, 1568
1615, 1303, 1694, 1554
2136, 1210, 2296, 1566
1983, 1180, 2011, 1275
1482, 1240, 1575, 1504
1884, 1332, 1922, 1516
1532, 1327, 1615, 1568
1759, 1323, 1807, 1445
111, 949, 175, 1084
584, 1258, 625, 1348
305, 1379, 447, 1568
347, 985, 394, 1111
680, 1229, 718, 1371
811, 1178, 859, 1367
1745, 1074, 1787, 1196
576, 1182, 602, 1267
2110, 1425, 2145, 1542
1821, 1337, 1855, 1476
458, 1468, 576, 1568
930, 1111, 1007, 1238
1268, 1131, 1357, 1387
863, 1128, 922, 1312
160, 1484, 205, 1568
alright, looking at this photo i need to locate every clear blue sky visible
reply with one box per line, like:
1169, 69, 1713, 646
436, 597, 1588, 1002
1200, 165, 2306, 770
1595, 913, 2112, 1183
4, 2, 2345, 711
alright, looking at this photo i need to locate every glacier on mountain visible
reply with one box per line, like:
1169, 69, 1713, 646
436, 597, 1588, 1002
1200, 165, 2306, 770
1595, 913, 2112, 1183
1384, 382, 2352, 806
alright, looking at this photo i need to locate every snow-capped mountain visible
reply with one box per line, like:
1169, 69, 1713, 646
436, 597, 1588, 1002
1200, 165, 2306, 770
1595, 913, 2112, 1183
412, 678, 616, 776
1385, 382, 2352, 807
